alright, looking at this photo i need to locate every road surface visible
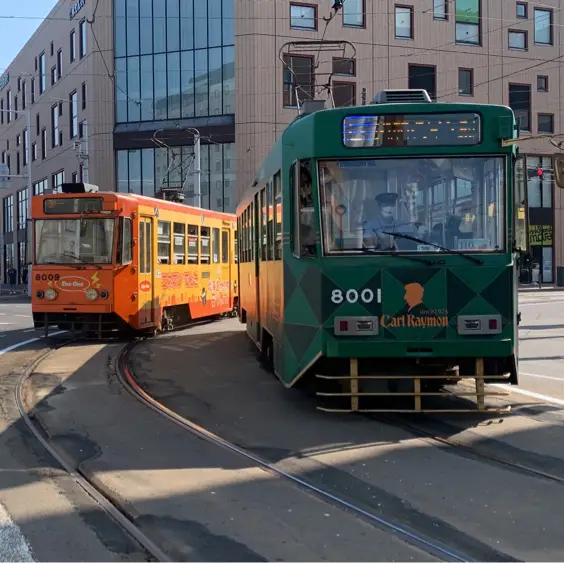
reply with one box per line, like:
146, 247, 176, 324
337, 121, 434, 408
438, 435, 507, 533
1, 292, 564, 561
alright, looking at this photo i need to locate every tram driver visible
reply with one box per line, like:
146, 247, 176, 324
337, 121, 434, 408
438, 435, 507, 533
363, 192, 415, 251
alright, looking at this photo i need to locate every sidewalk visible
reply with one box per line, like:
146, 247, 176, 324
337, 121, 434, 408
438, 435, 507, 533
518, 284, 563, 292
0, 285, 30, 300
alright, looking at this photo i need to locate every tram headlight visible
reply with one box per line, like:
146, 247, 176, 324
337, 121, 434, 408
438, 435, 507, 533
45, 288, 57, 301
85, 288, 98, 301
35, 290, 44, 299
100, 290, 109, 299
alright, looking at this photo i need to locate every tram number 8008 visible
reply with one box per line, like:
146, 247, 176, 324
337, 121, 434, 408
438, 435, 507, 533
331, 288, 375, 305
35, 273, 60, 281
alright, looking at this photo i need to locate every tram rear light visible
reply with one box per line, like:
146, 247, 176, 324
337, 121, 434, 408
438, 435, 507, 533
100, 290, 109, 299
339, 320, 349, 332
489, 319, 498, 330
35, 290, 44, 299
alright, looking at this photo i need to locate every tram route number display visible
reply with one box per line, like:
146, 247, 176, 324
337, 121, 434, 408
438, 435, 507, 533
331, 288, 381, 304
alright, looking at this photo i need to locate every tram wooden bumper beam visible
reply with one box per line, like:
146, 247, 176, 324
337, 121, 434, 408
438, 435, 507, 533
315, 358, 512, 413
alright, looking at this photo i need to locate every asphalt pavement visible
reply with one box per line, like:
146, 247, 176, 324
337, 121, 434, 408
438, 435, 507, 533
0, 292, 564, 561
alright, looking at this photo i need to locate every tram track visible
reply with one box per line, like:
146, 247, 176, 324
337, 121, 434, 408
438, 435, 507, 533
15, 335, 171, 562
17, 324, 545, 563
116, 337, 498, 563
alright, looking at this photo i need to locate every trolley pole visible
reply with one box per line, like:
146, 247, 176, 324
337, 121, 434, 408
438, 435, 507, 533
193, 131, 201, 208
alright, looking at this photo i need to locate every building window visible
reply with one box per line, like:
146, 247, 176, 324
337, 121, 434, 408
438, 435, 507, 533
3, 195, 13, 234
33, 179, 48, 196
69, 91, 78, 138
509, 30, 527, 50
282, 54, 314, 107
52, 170, 64, 193
16, 135, 20, 147
408, 64, 436, 100
433, 0, 447, 19
290, 3, 317, 30
537, 75, 548, 92
333, 82, 356, 107
39, 52, 46, 94
332, 57, 356, 76
459, 69, 474, 95
79, 120, 86, 138
6, 90, 11, 124
51, 66, 57, 87
57, 49, 63, 80
455, 0, 480, 45
538, 113, 554, 133
0, 100, 3, 125
81, 82, 86, 109
343, 0, 364, 27
22, 130, 27, 166
16, 153, 20, 175
21, 81, 26, 110
31, 143, 36, 162
17, 190, 28, 226
395, 6, 414, 39
70, 29, 76, 62
79, 19, 87, 58
516, 2, 527, 18
534, 9, 552, 45
509, 83, 531, 132
50, 41, 54, 57
36, 114, 40, 135
51, 105, 59, 148
72, 171, 78, 183
30, 78, 35, 103
41, 129, 47, 159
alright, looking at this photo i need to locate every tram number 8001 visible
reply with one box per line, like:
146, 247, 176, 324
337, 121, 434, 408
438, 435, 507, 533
35, 273, 60, 282
331, 288, 375, 305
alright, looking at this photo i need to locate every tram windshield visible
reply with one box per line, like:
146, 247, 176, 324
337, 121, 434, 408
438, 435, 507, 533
318, 156, 505, 254
35, 218, 115, 265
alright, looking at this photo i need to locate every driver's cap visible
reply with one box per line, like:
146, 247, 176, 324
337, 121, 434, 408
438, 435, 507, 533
375, 192, 398, 206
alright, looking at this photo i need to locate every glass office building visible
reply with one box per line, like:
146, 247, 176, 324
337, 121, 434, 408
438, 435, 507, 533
113, 0, 236, 211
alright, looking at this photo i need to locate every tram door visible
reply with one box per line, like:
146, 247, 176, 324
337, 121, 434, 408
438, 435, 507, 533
221, 227, 231, 307
138, 217, 154, 326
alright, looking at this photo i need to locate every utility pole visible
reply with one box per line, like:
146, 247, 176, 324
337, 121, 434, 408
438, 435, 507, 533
25, 107, 32, 298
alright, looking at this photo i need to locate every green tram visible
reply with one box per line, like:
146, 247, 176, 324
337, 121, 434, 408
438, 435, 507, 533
236, 89, 520, 413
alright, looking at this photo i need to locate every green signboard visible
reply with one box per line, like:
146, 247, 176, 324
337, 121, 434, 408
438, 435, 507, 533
456, 0, 479, 24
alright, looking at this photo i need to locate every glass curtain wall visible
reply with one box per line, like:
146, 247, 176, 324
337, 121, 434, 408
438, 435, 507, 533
116, 142, 236, 212
114, 0, 235, 123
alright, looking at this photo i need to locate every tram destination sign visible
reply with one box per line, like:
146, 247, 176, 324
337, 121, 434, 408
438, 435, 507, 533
70, 0, 85, 20
342, 113, 481, 148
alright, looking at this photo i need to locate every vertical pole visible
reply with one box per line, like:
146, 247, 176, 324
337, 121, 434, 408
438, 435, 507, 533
26, 108, 32, 298
194, 131, 201, 208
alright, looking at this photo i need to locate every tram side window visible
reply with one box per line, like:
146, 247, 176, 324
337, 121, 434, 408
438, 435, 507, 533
260, 188, 267, 260
187, 224, 199, 264
234, 230, 238, 264
266, 181, 274, 261
173, 223, 186, 264
157, 221, 171, 264
250, 201, 255, 262
117, 217, 132, 264
139, 222, 146, 273
200, 226, 210, 264
296, 160, 315, 257
274, 171, 282, 260
221, 230, 229, 263
212, 227, 220, 263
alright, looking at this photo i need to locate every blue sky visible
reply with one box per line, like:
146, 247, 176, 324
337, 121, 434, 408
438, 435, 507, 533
0, 0, 56, 72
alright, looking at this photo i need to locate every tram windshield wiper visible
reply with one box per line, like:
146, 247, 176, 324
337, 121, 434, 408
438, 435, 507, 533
381, 232, 484, 265
59, 253, 102, 269
360, 248, 441, 266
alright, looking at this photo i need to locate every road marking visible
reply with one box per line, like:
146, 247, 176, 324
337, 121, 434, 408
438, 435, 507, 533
0, 323, 13, 325
519, 300, 564, 307
0, 501, 35, 561
22, 329, 36, 333
0, 331, 65, 356
15, 315, 30, 318
520, 371, 563, 382
494, 385, 564, 407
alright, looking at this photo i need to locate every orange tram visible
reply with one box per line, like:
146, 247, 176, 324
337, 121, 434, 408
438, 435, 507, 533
31, 183, 238, 337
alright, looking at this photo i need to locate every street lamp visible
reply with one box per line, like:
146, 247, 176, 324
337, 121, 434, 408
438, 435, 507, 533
0, 105, 33, 298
